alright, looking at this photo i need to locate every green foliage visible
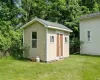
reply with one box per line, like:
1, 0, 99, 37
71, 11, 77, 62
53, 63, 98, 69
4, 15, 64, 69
70, 38, 84, 54
0, 20, 23, 58
10, 43, 30, 59
0, 0, 100, 56
0, 21, 12, 51
0, 0, 24, 58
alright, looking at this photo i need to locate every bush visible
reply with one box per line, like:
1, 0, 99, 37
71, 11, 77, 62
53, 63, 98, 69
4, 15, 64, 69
10, 43, 30, 59
0, 21, 30, 59
70, 37, 84, 54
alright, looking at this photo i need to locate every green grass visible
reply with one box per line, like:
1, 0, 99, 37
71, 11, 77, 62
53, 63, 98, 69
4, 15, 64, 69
0, 55, 100, 80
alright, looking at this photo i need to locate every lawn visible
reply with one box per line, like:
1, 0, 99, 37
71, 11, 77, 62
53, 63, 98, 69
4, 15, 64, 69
0, 55, 100, 80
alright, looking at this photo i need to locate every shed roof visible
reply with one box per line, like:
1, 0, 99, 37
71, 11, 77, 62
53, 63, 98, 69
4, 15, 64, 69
80, 12, 100, 20
21, 18, 72, 32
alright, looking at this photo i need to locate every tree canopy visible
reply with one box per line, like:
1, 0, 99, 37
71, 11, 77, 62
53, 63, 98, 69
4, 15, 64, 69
0, 0, 100, 55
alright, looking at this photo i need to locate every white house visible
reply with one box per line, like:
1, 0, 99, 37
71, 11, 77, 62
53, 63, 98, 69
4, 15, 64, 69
21, 18, 72, 62
80, 12, 100, 55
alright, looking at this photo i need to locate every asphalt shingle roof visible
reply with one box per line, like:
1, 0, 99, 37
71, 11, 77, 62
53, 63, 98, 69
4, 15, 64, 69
21, 18, 72, 32
81, 12, 100, 19
36, 18, 72, 31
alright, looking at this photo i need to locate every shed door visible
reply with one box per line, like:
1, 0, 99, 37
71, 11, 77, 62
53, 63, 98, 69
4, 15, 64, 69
60, 34, 63, 56
56, 33, 63, 58
57, 34, 59, 57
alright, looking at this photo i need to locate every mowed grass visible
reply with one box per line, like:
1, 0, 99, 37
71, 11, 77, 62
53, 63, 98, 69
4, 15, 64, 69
0, 55, 100, 80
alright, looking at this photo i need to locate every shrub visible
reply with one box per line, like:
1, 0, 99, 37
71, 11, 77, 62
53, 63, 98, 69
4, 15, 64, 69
0, 21, 30, 59
70, 37, 84, 54
10, 43, 30, 59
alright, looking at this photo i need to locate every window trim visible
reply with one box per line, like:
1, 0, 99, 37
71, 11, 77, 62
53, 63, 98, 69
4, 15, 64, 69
50, 36, 54, 42
32, 32, 37, 48
65, 36, 68, 43
87, 31, 90, 42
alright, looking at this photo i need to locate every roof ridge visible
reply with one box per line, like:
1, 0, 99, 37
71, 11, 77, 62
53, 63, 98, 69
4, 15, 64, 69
36, 18, 65, 27
35, 18, 48, 26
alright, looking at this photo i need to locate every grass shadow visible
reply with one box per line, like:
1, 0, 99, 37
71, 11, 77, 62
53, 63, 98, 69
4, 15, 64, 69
70, 53, 100, 58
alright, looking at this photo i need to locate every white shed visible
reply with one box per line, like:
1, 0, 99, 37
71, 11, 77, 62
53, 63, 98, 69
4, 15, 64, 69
80, 12, 100, 55
21, 18, 72, 62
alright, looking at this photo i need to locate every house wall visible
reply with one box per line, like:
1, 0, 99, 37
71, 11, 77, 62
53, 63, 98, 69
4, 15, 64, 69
23, 21, 46, 61
47, 28, 70, 61
80, 17, 100, 55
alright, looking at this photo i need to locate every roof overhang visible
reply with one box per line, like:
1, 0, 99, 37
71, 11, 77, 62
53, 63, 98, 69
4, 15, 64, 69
47, 26, 72, 32
20, 18, 47, 29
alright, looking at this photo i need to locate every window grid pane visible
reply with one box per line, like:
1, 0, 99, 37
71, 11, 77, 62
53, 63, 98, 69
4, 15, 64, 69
32, 32, 37, 39
87, 31, 90, 41
32, 40, 37, 48
65, 37, 67, 42
50, 36, 54, 42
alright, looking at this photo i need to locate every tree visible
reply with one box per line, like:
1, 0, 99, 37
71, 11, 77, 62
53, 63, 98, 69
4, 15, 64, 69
0, 0, 100, 55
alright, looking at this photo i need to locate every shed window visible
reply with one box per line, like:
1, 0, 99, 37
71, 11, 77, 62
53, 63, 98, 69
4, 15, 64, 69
87, 31, 90, 41
50, 36, 54, 42
32, 32, 37, 48
65, 37, 67, 43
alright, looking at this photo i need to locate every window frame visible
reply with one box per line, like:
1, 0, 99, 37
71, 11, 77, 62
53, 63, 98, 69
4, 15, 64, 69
50, 36, 54, 42
87, 31, 90, 42
65, 36, 68, 43
32, 32, 37, 48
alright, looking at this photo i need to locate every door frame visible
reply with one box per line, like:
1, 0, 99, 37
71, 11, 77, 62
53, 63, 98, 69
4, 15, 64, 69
56, 31, 64, 59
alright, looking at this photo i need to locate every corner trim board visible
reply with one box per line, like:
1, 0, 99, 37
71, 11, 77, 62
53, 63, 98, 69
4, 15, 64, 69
45, 27, 48, 61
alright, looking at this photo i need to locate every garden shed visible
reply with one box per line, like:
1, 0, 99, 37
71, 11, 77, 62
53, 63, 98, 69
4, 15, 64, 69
21, 18, 72, 62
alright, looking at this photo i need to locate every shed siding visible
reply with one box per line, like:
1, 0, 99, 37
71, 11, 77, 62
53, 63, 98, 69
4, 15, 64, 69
80, 17, 100, 55
47, 28, 70, 61
47, 29, 57, 61
23, 21, 46, 61
64, 32, 70, 57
